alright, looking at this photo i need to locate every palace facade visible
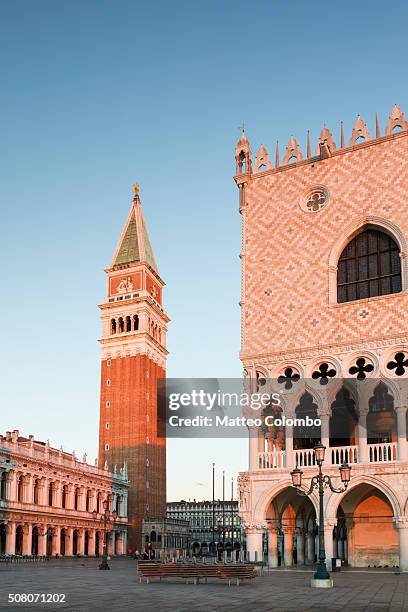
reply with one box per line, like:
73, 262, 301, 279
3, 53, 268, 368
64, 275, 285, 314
0, 430, 128, 556
235, 106, 408, 569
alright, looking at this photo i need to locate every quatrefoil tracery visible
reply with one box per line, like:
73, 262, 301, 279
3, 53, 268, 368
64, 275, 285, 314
312, 363, 336, 385
349, 357, 374, 380
387, 352, 408, 377
277, 367, 300, 390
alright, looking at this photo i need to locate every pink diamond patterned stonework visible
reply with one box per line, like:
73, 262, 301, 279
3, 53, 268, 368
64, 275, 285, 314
234, 113, 408, 571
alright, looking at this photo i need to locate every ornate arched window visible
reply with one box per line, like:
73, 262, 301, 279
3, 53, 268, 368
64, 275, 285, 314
337, 228, 402, 303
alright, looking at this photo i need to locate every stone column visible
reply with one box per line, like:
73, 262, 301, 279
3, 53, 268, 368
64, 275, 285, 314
78, 528, 86, 555
305, 531, 315, 564
396, 519, 408, 571
38, 529, 47, 556
246, 526, 263, 562
8, 471, 17, 502
358, 411, 368, 464
67, 485, 75, 510
6, 522, 16, 555
54, 482, 62, 508
296, 530, 305, 565
323, 521, 336, 570
88, 530, 96, 556
248, 427, 259, 470
283, 527, 294, 566
285, 420, 294, 469
65, 527, 73, 556
320, 413, 330, 456
22, 524, 32, 555
267, 526, 279, 567
52, 527, 61, 556
396, 406, 408, 462
41, 478, 49, 506
26, 475, 34, 504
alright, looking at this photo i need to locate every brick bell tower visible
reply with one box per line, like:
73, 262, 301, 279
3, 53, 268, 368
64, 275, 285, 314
98, 183, 169, 552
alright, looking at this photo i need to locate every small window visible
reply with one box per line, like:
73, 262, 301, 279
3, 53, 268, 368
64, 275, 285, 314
105, 444, 110, 451
106, 401, 111, 408
106, 379, 111, 387
107, 360, 111, 367
106, 422, 110, 429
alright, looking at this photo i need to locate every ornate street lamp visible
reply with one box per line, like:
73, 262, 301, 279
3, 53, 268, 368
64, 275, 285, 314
93, 497, 118, 570
290, 444, 351, 588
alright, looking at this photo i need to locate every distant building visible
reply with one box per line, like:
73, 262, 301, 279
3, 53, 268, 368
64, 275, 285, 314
142, 517, 190, 558
167, 499, 244, 556
0, 430, 128, 556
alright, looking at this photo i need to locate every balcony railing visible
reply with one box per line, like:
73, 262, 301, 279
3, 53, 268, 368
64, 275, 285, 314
257, 442, 398, 470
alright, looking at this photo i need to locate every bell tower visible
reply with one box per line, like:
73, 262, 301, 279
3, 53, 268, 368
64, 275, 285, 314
98, 184, 169, 551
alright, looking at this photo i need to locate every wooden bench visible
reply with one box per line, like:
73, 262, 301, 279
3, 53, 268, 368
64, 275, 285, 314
137, 562, 257, 586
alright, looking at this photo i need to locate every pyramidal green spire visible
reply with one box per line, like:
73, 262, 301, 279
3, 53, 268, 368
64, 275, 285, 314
111, 185, 159, 275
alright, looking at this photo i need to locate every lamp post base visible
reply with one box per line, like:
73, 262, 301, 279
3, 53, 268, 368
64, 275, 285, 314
310, 578, 333, 589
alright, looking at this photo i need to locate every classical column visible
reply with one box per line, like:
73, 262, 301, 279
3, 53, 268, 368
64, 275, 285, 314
78, 528, 85, 555
245, 526, 263, 562
67, 485, 75, 510
52, 527, 61, 556
323, 520, 336, 569
296, 530, 305, 565
41, 478, 49, 506
22, 524, 32, 555
248, 427, 259, 470
267, 526, 279, 567
8, 471, 17, 502
26, 475, 34, 504
285, 420, 294, 469
38, 528, 47, 556
6, 522, 16, 555
305, 531, 315, 564
396, 406, 408, 462
320, 413, 330, 454
65, 527, 73, 556
358, 411, 368, 463
88, 530, 96, 556
283, 527, 294, 566
54, 482, 62, 508
396, 518, 408, 571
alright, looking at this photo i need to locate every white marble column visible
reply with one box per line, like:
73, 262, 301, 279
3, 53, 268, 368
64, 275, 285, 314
296, 530, 305, 565
52, 527, 61, 556
246, 527, 263, 562
248, 427, 259, 470
283, 528, 294, 566
6, 522, 16, 555
88, 530, 96, 556
306, 531, 315, 564
396, 406, 408, 461
285, 421, 294, 469
267, 526, 279, 567
38, 529, 47, 556
397, 519, 408, 571
22, 524, 32, 555
358, 411, 368, 463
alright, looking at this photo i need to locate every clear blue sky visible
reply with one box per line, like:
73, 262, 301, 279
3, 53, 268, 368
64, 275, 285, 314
1, 0, 407, 501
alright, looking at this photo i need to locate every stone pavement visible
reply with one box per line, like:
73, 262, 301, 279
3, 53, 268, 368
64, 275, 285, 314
1, 558, 408, 612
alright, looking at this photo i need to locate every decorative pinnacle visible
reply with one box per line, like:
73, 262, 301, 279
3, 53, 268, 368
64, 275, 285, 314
132, 183, 139, 196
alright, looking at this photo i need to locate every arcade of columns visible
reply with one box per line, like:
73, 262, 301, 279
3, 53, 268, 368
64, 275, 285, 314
0, 430, 129, 556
